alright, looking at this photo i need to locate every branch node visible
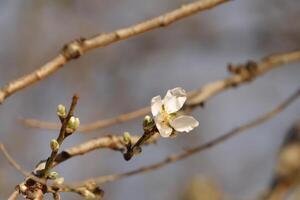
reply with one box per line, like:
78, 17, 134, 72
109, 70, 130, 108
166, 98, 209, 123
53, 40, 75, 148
227, 60, 258, 82
61, 38, 86, 61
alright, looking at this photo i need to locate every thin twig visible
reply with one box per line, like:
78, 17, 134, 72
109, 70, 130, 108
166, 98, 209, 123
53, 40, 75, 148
0, 143, 48, 198
0, 142, 49, 181
0, 0, 228, 104
69, 87, 300, 186
43, 95, 79, 176
21, 50, 300, 132
0, 143, 29, 177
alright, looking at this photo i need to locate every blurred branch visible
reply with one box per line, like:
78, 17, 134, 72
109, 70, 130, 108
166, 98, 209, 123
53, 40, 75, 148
0, 143, 47, 198
0, 0, 228, 104
0, 143, 29, 177
264, 120, 300, 199
8, 190, 19, 200
21, 49, 300, 132
20, 107, 151, 132
68, 87, 300, 187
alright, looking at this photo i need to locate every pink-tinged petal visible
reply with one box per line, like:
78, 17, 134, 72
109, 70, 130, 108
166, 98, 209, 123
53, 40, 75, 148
169, 115, 199, 133
163, 87, 187, 114
155, 119, 173, 137
151, 95, 163, 117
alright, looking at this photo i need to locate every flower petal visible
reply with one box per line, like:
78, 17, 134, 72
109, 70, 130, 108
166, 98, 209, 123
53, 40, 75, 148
151, 95, 163, 117
155, 119, 173, 137
163, 87, 187, 114
169, 115, 199, 133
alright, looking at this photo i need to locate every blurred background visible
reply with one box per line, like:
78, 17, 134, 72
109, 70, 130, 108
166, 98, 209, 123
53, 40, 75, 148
0, 0, 300, 199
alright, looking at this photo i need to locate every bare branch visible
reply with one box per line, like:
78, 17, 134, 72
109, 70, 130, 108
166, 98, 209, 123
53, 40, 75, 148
21, 50, 300, 132
53, 133, 159, 167
0, 0, 228, 104
69, 87, 300, 186
0, 143, 29, 177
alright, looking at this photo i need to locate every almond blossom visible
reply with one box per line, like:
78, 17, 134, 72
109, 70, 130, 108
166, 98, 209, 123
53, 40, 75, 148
151, 87, 199, 137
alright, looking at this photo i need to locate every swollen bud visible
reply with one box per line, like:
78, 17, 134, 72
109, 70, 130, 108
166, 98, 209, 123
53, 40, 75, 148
143, 115, 155, 131
57, 104, 66, 118
123, 132, 131, 144
66, 116, 80, 133
50, 139, 59, 151
47, 171, 59, 180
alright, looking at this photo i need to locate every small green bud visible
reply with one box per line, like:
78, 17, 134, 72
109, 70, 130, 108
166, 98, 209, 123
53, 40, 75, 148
143, 115, 154, 130
123, 132, 131, 144
54, 177, 64, 185
66, 116, 80, 133
50, 139, 59, 151
47, 171, 59, 180
57, 104, 66, 118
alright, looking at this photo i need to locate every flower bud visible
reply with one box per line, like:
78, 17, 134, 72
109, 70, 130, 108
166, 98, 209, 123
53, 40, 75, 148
50, 139, 59, 151
123, 132, 131, 144
143, 115, 155, 131
143, 115, 153, 126
47, 171, 59, 180
57, 104, 66, 118
66, 116, 80, 133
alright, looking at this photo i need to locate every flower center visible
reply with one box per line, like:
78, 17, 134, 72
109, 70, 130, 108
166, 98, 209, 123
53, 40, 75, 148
160, 105, 176, 124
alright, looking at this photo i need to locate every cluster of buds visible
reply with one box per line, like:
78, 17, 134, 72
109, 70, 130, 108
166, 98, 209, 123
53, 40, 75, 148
57, 104, 80, 134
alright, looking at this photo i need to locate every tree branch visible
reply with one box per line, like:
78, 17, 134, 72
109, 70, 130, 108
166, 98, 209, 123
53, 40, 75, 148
53, 133, 160, 167
0, 0, 228, 104
68, 87, 300, 187
0, 143, 29, 177
21, 50, 300, 132
42, 95, 79, 177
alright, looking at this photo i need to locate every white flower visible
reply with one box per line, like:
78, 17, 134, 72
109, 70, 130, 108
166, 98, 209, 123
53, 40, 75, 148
151, 87, 199, 137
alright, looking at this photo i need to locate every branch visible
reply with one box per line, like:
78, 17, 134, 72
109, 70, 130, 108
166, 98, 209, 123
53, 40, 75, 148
8, 190, 19, 200
0, 143, 29, 177
42, 95, 79, 177
21, 49, 300, 132
53, 133, 159, 167
0, 143, 48, 198
69, 87, 300, 187
0, 0, 228, 104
